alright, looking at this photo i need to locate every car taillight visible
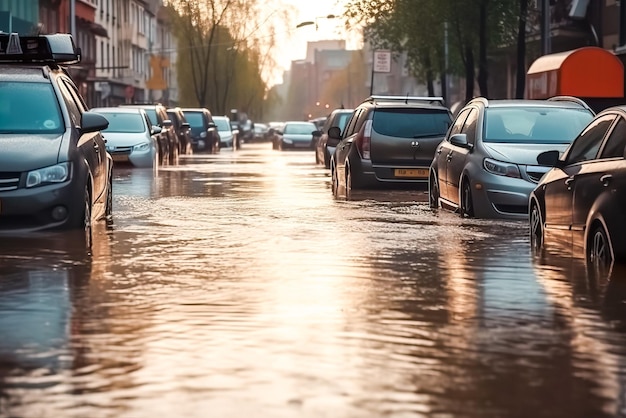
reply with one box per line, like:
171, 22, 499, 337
356, 119, 372, 160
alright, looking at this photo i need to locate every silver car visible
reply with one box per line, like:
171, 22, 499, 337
279, 121, 318, 150
92, 107, 160, 168
428, 97, 595, 219
213, 115, 235, 148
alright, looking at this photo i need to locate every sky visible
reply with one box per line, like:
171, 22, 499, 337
268, 0, 362, 85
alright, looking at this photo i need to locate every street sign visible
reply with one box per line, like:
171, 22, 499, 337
374, 50, 391, 73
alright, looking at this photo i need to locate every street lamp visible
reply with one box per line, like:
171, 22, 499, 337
295, 14, 336, 30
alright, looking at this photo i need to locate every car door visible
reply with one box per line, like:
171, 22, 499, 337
571, 115, 626, 241
435, 108, 470, 202
445, 107, 478, 203
334, 108, 364, 174
543, 114, 616, 234
58, 77, 105, 202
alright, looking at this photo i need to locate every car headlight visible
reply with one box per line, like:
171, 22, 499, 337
200, 131, 207, 138
133, 142, 150, 151
483, 158, 521, 178
26, 162, 70, 188
283, 138, 293, 144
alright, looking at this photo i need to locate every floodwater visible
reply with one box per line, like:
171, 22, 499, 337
1, 143, 626, 418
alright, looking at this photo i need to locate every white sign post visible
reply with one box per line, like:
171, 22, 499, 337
373, 50, 392, 73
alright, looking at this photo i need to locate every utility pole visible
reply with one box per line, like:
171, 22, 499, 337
541, 0, 551, 55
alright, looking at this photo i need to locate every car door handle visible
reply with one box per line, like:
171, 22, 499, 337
446, 153, 452, 161
600, 174, 612, 187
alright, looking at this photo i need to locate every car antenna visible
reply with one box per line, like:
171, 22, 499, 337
405, 93, 409, 105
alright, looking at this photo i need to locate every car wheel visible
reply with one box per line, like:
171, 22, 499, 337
588, 224, 613, 269
331, 164, 339, 196
460, 178, 474, 218
529, 202, 543, 254
82, 186, 93, 250
315, 150, 320, 164
345, 165, 353, 197
170, 142, 179, 165
324, 151, 330, 169
105, 173, 113, 222
429, 171, 440, 209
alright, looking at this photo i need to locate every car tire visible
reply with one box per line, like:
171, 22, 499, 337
324, 150, 331, 169
170, 142, 179, 165
429, 171, 440, 209
345, 165, 353, 197
82, 185, 93, 250
105, 173, 113, 223
529, 202, 543, 255
588, 224, 613, 269
460, 178, 474, 218
315, 150, 320, 164
331, 164, 339, 196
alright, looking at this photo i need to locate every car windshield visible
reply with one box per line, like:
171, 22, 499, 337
213, 118, 230, 131
283, 123, 316, 134
0, 82, 63, 134
372, 108, 451, 137
100, 112, 146, 133
484, 107, 594, 144
185, 112, 204, 127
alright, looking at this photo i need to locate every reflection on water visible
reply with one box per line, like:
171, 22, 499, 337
1, 144, 626, 417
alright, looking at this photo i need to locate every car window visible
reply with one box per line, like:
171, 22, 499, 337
484, 107, 593, 143
0, 82, 63, 134
185, 112, 204, 127
144, 108, 158, 125
448, 108, 470, 139
284, 123, 316, 134
343, 108, 362, 137
101, 112, 146, 133
57, 79, 82, 127
599, 116, 626, 159
566, 114, 616, 164
335, 112, 352, 134
461, 108, 479, 145
372, 108, 450, 138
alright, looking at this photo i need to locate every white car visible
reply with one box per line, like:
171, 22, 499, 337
92, 107, 160, 168
213, 115, 236, 148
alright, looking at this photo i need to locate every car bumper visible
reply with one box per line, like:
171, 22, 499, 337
472, 175, 536, 219
0, 179, 85, 232
350, 159, 430, 188
110, 148, 156, 168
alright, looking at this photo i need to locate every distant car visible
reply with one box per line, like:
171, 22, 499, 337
278, 121, 318, 150
0, 33, 112, 243
213, 115, 236, 148
181, 107, 220, 153
331, 95, 452, 194
119, 103, 178, 165
253, 123, 269, 142
315, 108, 354, 169
429, 96, 595, 219
167, 107, 193, 155
91, 107, 159, 168
530, 105, 626, 268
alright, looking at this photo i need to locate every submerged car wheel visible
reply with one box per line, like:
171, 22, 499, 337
170, 142, 179, 164
105, 174, 113, 223
529, 203, 543, 254
82, 186, 93, 250
588, 224, 613, 269
345, 165, 353, 197
460, 179, 474, 218
429, 171, 440, 209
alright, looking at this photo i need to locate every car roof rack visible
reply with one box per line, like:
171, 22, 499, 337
365, 95, 446, 106
547, 95, 594, 113
0, 33, 80, 65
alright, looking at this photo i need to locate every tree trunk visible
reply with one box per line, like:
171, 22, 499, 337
465, 45, 475, 102
477, 0, 489, 97
515, 0, 528, 98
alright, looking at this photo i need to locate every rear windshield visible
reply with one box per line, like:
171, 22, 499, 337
213, 118, 230, 131
372, 108, 451, 138
484, 107, 594, 144
0, 82, 63, 134
101, 112, 146, 133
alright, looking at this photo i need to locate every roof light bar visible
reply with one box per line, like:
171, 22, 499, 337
367, 95, 446, 105
0, 33, 81, 64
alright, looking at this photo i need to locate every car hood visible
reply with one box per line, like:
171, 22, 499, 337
103, 131, 150, 147
482, 142, 570, 165
0, 133, 64, 171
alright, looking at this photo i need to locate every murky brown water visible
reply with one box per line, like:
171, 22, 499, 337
2, 143, 626, 417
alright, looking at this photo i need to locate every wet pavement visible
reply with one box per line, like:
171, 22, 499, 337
1, 143, 626, 417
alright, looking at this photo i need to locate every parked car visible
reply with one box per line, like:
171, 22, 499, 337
277, 121, 318, 150
529, 105, 626, 268
268, 122, 285, 149
330, 96, 452, 194
0, 33, 113, 244
315, 108, 354, 169
429, 96, 595, 219
181, 107, 220, 153
119, 103, 178, 165
213, 115, 236, 148
91, 107, 159, 168
252, 123, 269, 142
167, 107, 193, 155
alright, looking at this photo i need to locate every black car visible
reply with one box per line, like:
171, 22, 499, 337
167, 107, 193, 155
181, 107, 220, 153
530, 105, 626, 268
330, 96, 452, 195
0, 33, 113, 244
315, 108, 354, 169
120, 103, 178, 165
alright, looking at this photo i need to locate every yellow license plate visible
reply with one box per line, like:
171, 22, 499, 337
394, 168, 429, 178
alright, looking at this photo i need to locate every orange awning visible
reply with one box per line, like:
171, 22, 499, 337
526, 46, 624, 99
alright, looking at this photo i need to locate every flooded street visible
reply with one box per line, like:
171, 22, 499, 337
2, 142, 626, 417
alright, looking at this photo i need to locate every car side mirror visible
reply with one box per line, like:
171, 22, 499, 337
450, 133, 472, 149
81, 112, 109, 134
151, 125, 162, 135
312, 130, 322, 136
208, 122, 217, 129
537, 149, 561, 167
328, 126, 341, 139
162, 119, 173, 128
181, 122, 190, 130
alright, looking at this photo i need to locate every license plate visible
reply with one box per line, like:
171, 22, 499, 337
394, 168, 429, 178
112, 154, 130, 162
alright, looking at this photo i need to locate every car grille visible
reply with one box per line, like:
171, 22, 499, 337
0, 172, 20, 191
108, 146, 132, 156
494, 203, 528, 215
526, 167, 547, 183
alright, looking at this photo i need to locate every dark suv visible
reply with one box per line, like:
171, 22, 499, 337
120, 103, 178, 164
181, 107, 219, 153
329, 96, 452, 194
0, 33, 113, 242
167, 107, 193, 155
